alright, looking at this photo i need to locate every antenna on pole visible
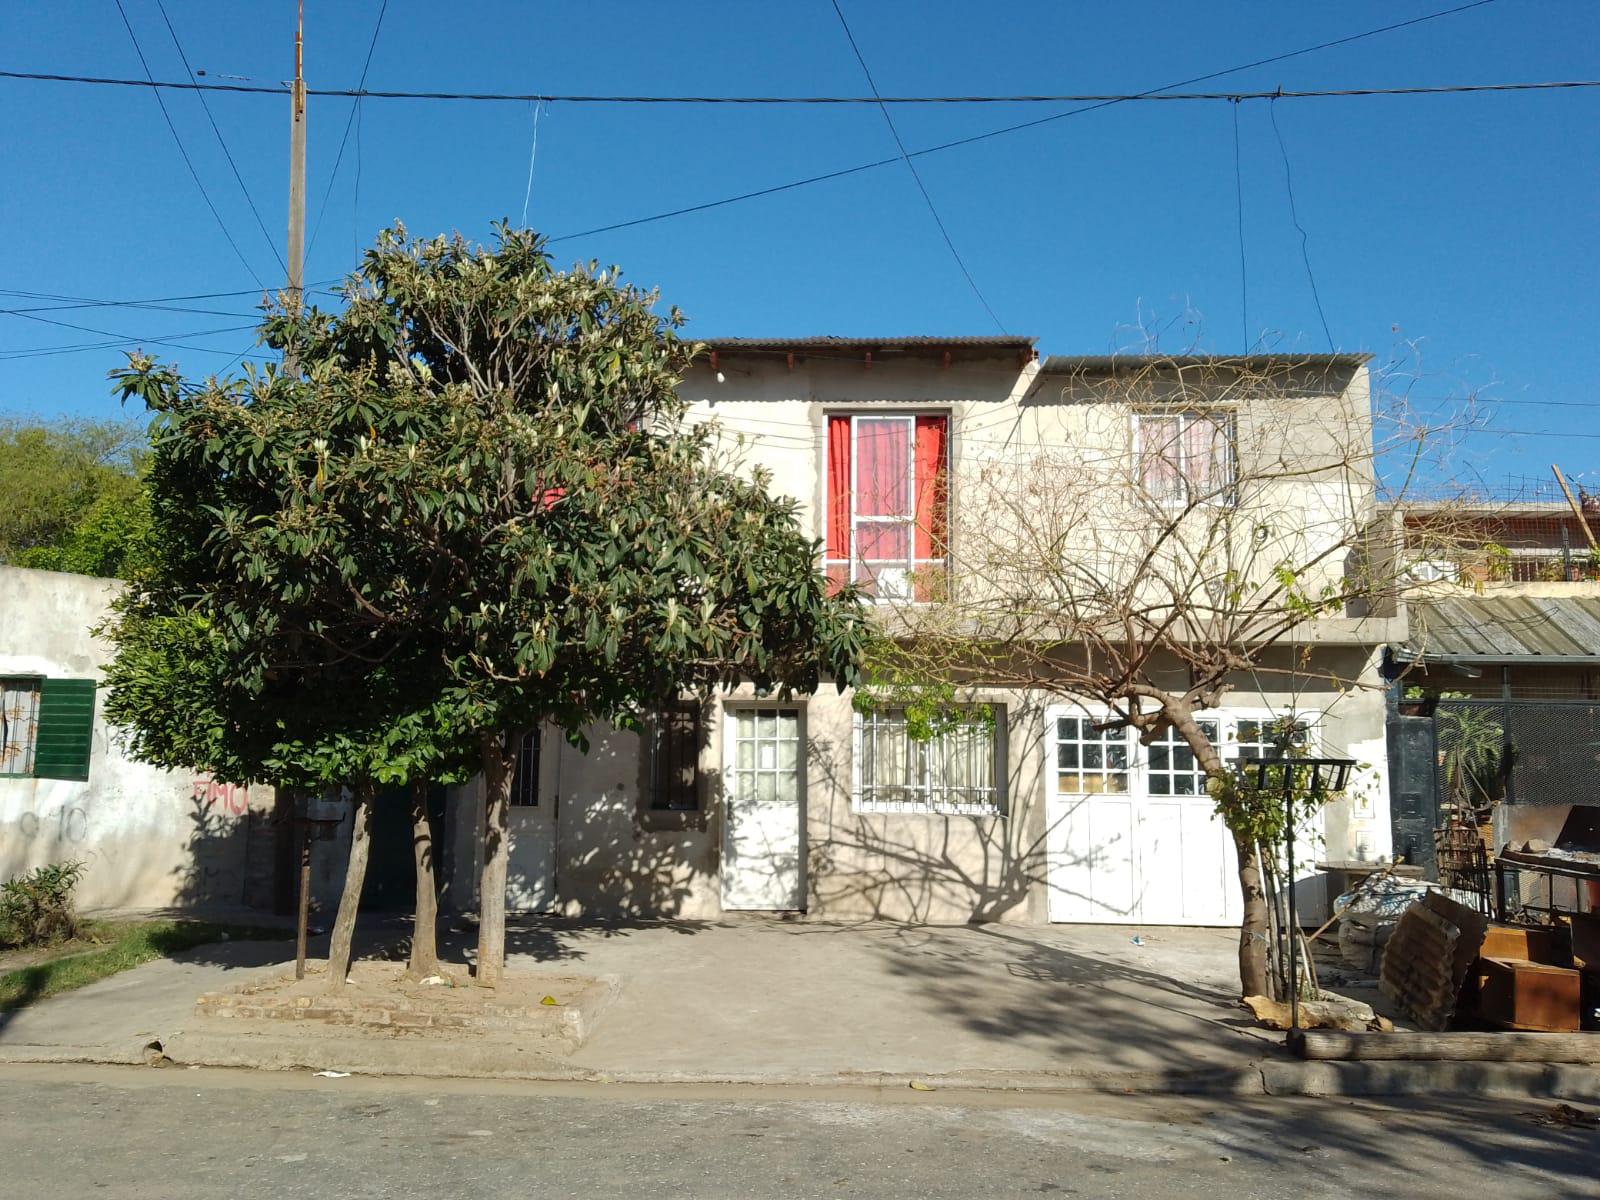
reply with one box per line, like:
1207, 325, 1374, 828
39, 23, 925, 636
284, 0, 307, 375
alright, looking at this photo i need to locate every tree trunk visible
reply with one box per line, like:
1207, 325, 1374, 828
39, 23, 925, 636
326, 779, 375, 992
1165, 700, 1270, 999
407, 777, 441, 980
1232, 832, 1271, 999
477, 731, 515, 987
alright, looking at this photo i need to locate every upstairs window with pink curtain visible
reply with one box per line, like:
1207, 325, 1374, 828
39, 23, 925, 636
1134, 410, 1236, 506
825, 413, 948, 601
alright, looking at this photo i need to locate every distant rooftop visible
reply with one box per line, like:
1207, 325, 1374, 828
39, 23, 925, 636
701, 335, 1035, 356
696, 338, 1370, 371
1040, 353, 1371, 372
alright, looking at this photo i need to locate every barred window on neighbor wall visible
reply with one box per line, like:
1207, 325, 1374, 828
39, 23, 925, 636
854, 707, 1004, 816
646, 702, 701, 812
1134, 410, 1237, 506
510, 730, 540, 807
0, 677, 40, 777
0, 676, 94, 782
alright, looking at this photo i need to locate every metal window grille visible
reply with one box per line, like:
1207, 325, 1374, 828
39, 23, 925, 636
856, 708, 1003, 815
510, 730, 540, 807
647, 703, 701, 811
0, 677, 40, 777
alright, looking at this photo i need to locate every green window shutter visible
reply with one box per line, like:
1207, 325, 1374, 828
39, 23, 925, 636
34, 678, 96, 782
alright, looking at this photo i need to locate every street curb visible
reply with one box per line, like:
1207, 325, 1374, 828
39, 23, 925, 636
1259, 1059, 1600, 1102
6, 1040, 1597, 1102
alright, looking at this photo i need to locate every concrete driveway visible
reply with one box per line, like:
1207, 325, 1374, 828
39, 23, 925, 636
486, 917, 1273, 1088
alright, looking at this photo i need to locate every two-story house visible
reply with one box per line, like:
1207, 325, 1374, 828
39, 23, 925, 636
441, 336, 1399, 927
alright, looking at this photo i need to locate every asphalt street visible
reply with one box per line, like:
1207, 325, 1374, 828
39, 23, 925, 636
0, 1064, 1594, 1199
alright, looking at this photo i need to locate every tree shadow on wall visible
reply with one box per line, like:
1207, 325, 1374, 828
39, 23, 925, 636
803, 696, 1135, 924
169, 787, 264, 912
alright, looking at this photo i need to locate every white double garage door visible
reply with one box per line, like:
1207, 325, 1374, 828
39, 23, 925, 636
1045, 705, 1292, 927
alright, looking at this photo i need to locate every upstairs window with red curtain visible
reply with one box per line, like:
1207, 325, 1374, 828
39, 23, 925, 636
825, 413, 948, 602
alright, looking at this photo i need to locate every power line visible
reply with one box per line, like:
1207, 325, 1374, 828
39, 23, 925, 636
546, 1, 1511, 244
0, 282, 335, 311
152, 0, 287, 274
0, 297, 260, 319
306, 0, 390, 260
110, 0, 266, 290
0, 317, 262, 361
14, 75, 1596, 106
1268, 98, 1334, 352
828, 0, 1005, 334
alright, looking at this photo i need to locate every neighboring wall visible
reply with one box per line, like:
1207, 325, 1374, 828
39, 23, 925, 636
0, 566, 277, 911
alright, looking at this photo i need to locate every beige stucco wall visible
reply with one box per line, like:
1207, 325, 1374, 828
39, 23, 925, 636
441, 643, 1392, 924
680, 354, 1377, 615
435, 352, 1394, 923
0, 566, 277, 911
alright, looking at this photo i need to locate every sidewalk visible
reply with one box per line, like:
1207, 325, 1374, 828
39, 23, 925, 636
3, 916, 1597, 1100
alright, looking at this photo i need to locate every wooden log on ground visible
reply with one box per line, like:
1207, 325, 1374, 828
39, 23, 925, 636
1299, 1029, 1600, 1064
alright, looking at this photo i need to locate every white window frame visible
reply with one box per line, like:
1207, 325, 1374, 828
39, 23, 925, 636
823, 411, 949, 605
1047, 703, 1319, 799
1132, 408, 1238, 508
727, 706, 804, 808
851, 706, 1005, 817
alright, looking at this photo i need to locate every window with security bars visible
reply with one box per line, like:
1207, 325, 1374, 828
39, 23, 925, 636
645, 703, 701, 812
1135, 410, 1236, 506
855, 708, 1004, 816
1, 677, 94, 781
1054, 715, 1130, 795
1, 678, 40, 777
510, 730, 539, 807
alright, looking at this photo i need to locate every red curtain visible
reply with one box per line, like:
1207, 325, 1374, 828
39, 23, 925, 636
826, 414, 852, 570
914, 415, 948, 561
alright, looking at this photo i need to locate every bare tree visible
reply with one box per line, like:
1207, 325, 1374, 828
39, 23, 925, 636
864, 350, 1472, 997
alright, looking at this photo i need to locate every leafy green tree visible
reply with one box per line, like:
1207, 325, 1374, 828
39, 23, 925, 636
98, 601, 474, 982
0, 417, 149, 578
109, 223, 867, 987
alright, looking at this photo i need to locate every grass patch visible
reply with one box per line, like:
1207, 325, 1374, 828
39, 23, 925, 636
0, 919, 287, 1013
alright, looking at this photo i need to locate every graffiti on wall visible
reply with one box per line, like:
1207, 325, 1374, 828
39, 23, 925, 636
191, 773, 250, 817
15, 806, 89, 844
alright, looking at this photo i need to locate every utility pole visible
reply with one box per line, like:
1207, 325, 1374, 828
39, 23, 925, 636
284, 0, 307, 375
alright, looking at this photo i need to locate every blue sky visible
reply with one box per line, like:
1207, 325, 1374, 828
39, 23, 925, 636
2, 1, 1596, 489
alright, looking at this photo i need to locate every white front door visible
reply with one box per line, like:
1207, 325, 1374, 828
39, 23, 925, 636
722, 707, 805, 911
1045, 708, 1244, 927
505, 730, 556, 912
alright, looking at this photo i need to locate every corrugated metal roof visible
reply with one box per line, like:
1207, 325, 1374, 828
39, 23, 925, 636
703, 335, 1037, 352
1399, 595, 1600, 663
1040, 353, 1371, 372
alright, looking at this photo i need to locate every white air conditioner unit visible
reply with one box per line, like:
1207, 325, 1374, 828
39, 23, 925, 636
1405, 560, 1457, 584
